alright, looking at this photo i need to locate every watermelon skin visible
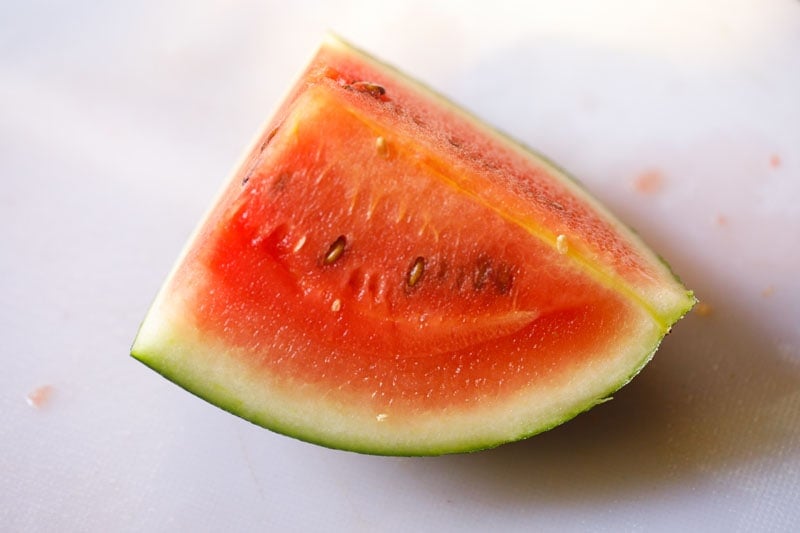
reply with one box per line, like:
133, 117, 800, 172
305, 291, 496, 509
132, 35, 695, 455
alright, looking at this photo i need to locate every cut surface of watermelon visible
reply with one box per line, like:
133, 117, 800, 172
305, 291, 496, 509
132, 35, 695, 455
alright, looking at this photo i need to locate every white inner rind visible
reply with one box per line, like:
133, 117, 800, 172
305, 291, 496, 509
133, 289, 662, 455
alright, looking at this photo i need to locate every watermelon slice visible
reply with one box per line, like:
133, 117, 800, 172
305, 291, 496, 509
132, 35, 695, 455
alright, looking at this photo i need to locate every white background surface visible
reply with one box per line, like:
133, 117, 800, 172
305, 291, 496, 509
2, 1, 799, 531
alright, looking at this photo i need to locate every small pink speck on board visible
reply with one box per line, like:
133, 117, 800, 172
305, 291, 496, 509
26, 385, 53, 409
769, 154, 781, 168
633, 170, 663, 194
715, 214, 729, 227
694, 302, 713, 317
762, 285, 775, 298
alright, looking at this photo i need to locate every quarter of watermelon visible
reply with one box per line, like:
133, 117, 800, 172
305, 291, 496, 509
132, 35, 695, 455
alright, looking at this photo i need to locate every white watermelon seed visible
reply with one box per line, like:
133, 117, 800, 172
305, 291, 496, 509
556, 234, 569, 255
293, 235, 307, 253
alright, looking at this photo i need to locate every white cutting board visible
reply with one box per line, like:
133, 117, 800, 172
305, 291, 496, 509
2, 1, 799, 531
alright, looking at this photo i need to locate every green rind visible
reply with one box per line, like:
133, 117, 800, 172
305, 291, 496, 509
130, 333, 661, 456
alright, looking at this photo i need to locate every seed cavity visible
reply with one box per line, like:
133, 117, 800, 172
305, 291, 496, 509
454, 267, 467, 292
493, 263, 514, 295
473, 257, 493, 290
556, 234, 569, 255
272, 171, 290, 192
451, 256, 516, 294
323, 235, 347, 265
375, 136, 389, 158
407, 256, 426, 287
351, 81, 386, 98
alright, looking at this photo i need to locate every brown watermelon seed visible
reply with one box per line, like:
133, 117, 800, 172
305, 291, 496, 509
351, 81, 386, 98
407, 256, 426, 287
323, 235, 347, 265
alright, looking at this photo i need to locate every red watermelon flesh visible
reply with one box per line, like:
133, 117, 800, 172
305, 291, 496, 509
132, 35, 695, 455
